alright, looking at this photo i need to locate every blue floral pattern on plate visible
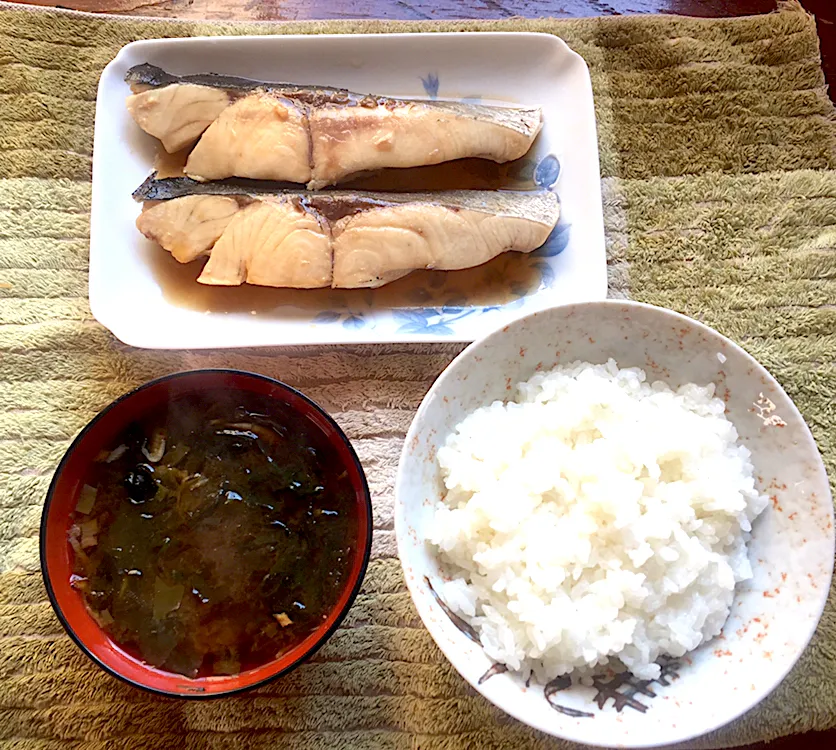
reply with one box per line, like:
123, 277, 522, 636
312, 311, 368, 330
534, 154, 561, 189
421, 73, 440, 99
533, 217, 571, 259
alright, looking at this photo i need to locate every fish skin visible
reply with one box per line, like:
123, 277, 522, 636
125, 62, 357, 105
132, 175, 560, 227
132, 174, 299, 202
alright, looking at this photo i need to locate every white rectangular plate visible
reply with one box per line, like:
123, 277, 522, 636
90, 33, 606, 348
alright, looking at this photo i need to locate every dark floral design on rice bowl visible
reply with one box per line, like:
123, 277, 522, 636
426, 576, 682, 718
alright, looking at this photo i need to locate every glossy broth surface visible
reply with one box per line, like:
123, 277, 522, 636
68, 390, 357, 678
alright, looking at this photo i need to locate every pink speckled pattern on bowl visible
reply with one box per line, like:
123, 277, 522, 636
394, 300, 835, 748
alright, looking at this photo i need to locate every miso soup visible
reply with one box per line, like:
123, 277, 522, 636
68, 390, 358, 678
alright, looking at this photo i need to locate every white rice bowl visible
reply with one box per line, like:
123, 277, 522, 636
395, 301, 834, 747
429, 359, 769, 683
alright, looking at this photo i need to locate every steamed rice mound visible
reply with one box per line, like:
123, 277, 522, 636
429, 360, 768, 682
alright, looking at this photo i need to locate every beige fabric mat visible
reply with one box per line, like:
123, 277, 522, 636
0, 1, 835, 747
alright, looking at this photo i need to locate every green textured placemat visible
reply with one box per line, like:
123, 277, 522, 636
1, 1, 835, 747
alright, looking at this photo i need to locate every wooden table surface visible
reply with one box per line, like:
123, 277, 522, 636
4, 0, 836, 747
9, 0, 836, 97
0, 0, 830, 81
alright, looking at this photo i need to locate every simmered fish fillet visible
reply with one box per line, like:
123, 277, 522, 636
331, 201, 554, 288
127, 85, 230, 154
309, 101, 538, 189
187, 94, 312, 184
136, 194, 239, 262
133, 176, 559, 290
198, 199, 331, 288
125, 64, 542, 189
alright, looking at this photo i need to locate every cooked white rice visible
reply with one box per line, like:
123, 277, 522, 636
429, 359, 768, 682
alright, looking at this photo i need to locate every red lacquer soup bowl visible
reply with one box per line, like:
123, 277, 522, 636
40, 369, 372, 698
